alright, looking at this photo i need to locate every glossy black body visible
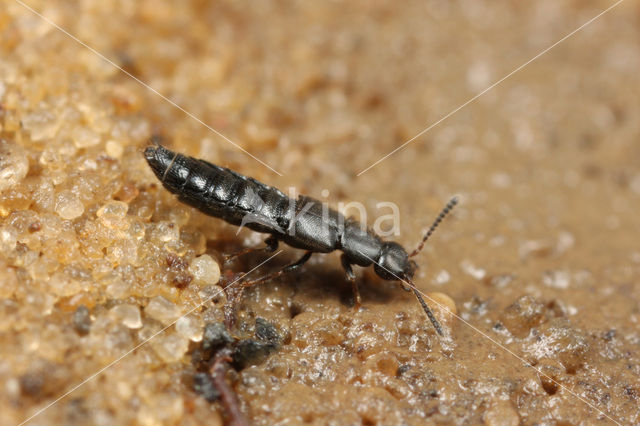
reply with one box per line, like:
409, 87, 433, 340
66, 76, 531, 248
144, 145, 415, 282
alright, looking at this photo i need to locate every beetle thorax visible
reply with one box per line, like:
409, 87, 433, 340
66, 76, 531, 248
374, 242, 414, 281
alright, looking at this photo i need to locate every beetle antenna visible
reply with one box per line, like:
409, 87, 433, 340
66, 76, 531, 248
409, 196, 459, 257
406, 277, 444, 336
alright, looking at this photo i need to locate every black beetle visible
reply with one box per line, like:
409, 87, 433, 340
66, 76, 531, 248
145, 144, 457, 335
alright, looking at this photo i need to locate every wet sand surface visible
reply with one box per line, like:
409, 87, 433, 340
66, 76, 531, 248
1, 1, 639, 424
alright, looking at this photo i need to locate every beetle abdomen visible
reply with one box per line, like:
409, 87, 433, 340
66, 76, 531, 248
145, 145, 292, 235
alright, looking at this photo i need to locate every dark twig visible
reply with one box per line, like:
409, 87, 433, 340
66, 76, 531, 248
210, 349, 248, 426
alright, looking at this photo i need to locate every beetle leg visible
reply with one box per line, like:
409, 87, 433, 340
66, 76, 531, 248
225, 250, 310, 328
240, 251, 312, 290
223, 236, 279, 264
223, 284, 243, 329
341, 254, 360, 310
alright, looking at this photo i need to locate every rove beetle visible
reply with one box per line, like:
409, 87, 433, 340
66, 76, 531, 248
145, 143, 457, 335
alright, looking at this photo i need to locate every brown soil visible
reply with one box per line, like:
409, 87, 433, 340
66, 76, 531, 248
1, 1, 639, 424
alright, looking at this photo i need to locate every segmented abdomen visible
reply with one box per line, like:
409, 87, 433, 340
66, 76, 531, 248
146, 145, 293, 235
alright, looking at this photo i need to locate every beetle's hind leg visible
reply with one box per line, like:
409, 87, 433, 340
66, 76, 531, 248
240, 251, 312, 290
341, 254, 361, 310
223, 235, 279, 265
223, 251, 312, 328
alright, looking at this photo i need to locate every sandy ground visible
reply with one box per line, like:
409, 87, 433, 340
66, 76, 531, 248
1, 0, 639, 424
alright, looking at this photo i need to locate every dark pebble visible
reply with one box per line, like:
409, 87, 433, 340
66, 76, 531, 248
603, 329, 616, 341
397, 364, 412, 375
255, 317, 281, 345
73, 305, 91, 335
233, 339, 276, 369
19, 372, 44, 398
193, 372, 220, 401
202, 322, 234, 351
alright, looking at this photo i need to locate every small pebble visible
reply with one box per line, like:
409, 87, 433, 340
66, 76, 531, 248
72, 127, 101, 148
188, 255, 221, 286
21, 110, 59, 141
150, 222, 179, 243
426, 292, 457, 331
556, 231, 575, 254
5, 378, 20, 399
32, 179, 55, 211
500, 295, 545, 338
96, 201, 129, 230
55, 190, 84, 220
460, 260, 486, 281
151, 333, 190, 362
105, 140, 124, 158
536, 358, 564, 395
49, 271, 82, 297
109, 304, 142, 329
519, 239, 553, 260
233, 339, 276, 369
73, 305, 91, 335
483, 400, 520, 426
176, 315, 203, 342
433, 269, 450, 285
0, 228, 17, 253
145, 296, 182, 325
0, 265, 18, 298
169, 206, 191, 227
535, 318, 589, 373
255, 317, 281, 345
366, 352, 399, 377
19, 372, 45, 398
105, 279, 132, 299
0, 140, 29, 191
202, 322, 233, 350
193, 372, 220, 402
137, 394, 184, 425
542, 270, 571, 289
